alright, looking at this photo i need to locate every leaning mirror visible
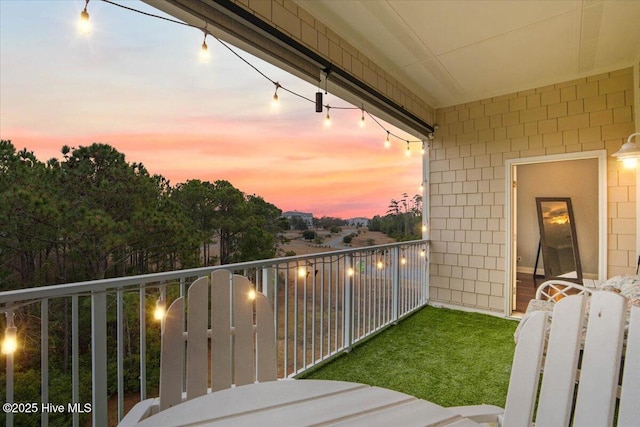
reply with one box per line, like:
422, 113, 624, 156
535, 197, 582, 282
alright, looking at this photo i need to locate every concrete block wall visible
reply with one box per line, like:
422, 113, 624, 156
430, 68, 636, 313
233, 0, 435, 126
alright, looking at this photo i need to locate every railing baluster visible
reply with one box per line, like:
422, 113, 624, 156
41, 299, 48, 427
5, 349, 13, 427
91, 291, 108, 425
320, 262, 325, 361
302, 259, 307, 369
392, 247, 400, 323
72, 295, 79, 427
343, 255, 353, 351
117, 289, 124, 421
139, 288, 146, 400
311, 257, 316, 366
283, 264, 289, 376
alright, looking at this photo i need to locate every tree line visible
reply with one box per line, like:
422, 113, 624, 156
0, 140, 286, 291
369, 193, 423, 240
1, 140, 290, 425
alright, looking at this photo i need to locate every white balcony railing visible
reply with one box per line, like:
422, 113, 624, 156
1, 240, 429, 426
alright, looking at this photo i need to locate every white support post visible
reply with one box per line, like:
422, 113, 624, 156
422, 139, 431, 302
634, 62, 640, 270
343, 255, 353, 352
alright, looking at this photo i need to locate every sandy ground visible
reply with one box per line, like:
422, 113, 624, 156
278, 227, 395, 256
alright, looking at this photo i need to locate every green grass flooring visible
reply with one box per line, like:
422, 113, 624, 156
299, 306, 518, 408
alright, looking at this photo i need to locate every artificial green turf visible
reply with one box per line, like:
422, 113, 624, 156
299, 306, 518, 408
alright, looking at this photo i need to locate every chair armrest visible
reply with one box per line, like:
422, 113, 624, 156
536, 280, 594, 301
448, 404, 503, 424
117, 398, 159, 426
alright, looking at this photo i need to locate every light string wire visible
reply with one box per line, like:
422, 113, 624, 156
98, 0, 424, 148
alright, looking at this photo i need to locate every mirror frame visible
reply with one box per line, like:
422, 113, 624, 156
535, 197, 582, 283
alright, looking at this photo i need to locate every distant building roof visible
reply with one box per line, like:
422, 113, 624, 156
282, 211, 313, 218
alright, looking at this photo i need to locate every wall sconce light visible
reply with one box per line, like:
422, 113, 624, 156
612, 132, 640, 168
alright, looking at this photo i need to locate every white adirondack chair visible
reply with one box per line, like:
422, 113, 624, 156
119, 270, 277, 426
452, 291, 639, 426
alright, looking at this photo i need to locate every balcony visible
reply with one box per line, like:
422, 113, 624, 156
1, 240, 432, 426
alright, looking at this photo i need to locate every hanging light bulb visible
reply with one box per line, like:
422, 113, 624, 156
419, 182, 424, 192
153, 296, 166, 321
272, 82, 280, 109
401, 256, 407, 265
199, 31, 210, 62
298, 266, 307, 278
348, 267, 355, 277
420, 248, 426, 257
248, 289, 257, 301
421, 141, 426, 155
405, 141, 411, 157
78, 0, 91, 34
376, 260, 384, 270
2, 313, 17, 355
359, 108, 366, 128
384, 131, 391, 149
324, 106, 331, 127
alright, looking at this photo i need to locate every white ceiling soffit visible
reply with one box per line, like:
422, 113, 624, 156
295, 0, 640, 109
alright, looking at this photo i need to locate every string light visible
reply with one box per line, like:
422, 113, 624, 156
347, 267, 355, 277
272, 82, 281, 108
153, 294, 166, 321
248, 289, 257, 300
376, 260, 384, 269
324, 106, 331, 127
401, 256, 407, 265
199, 31, 210, 62
84, 1, 432, 156
298, 266, 307, 278
2, 312, 17, 355
421, 141, 425, 155
79, 0, 91, 34
420, 248, 426, 257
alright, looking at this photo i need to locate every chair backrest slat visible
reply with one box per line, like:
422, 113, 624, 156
618, 305, 640, 427
186, 276, 209, 400
231, 274, 255, 387
256, 294, 278, 382
211, 270, 232, 392
536, 294, 586, 426
502, 309, 547, 427
573, 291, 626, 427
159, 297, 184, 411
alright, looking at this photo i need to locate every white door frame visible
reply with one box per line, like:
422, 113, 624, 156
504, 150, 607, 315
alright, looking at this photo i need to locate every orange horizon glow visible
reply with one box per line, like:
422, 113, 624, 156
0, 1, 424, 220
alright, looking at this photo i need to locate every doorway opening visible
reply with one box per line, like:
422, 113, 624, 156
505, 151, 607, 316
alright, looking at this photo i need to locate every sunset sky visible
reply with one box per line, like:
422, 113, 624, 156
0, 0, 423, 219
